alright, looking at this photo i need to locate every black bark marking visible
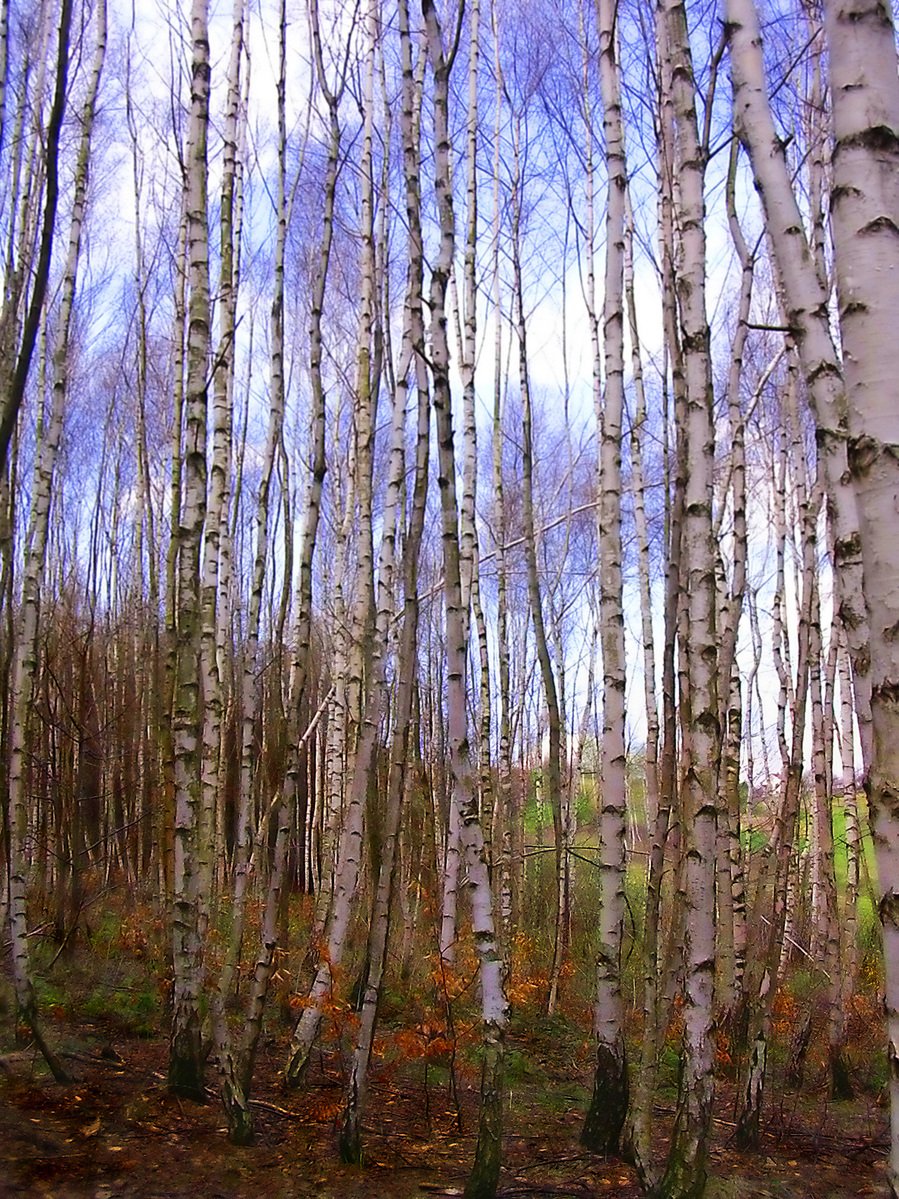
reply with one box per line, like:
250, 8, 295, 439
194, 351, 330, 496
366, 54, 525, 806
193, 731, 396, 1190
848, 434, 880, 477
864, 215, 899, 240
834, 124, 899, 158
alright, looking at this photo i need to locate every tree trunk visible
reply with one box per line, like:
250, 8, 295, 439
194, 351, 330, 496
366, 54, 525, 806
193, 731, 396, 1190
6, 0, 105, 1085
423, 3, 508, 1193
727, 0, 873, 771
823, 0, 899, 1185
169, 0, 211, 1102
657, 2, 721, 1193
582, 0, 629, 1155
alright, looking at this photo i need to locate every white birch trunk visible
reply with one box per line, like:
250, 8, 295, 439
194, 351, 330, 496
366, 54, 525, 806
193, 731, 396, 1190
343, 0, 378, 750
198, 0, 244, 913
727, 0, 873, 772
622, 20, 686, 1172
623, 190, 660, 841
278, 0, 341, 906
7, 0, 105, 1084
837, 639, 862, 1080
715, 141, 754, 1017
508, 108, 565, 1017
657, 2, 721, 1192
736, 363, 815, 1147
169, 0, 211, 1101
822, 1, 899, 1186
211, 0, 277, 1145
582, 0, 629, 1154
490, 9, 513, 945
423, 3, 507, 1192
340, 273, 431, 1163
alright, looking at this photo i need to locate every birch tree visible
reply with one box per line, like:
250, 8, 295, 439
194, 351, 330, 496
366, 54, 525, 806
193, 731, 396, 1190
169, 0, 211, 1101
509, 100, 566, 1018
423, 1, 508, 1191
582, 0, 628, 1156
656, 2, 722, 1193
339, 217, 432, 1162
211, 0, 278, 1146
726, 0, 873, 771
0, 0, 72, 478
284, 0, 384, 1088
199, 0, 245, 909
6, 0, 105, 1085
822, 1, 899, 1188
735, 358, 815, 1147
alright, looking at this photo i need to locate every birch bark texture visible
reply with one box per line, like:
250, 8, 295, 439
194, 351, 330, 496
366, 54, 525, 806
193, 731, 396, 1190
6, 0, 105, 1085
822, 0, 899, 1190
726, 0, 873, 771
169, 0, 211, 1102
423, 1, 508, 1192
582, 0, 629, 1156
658, 1, 721, 1193
285, 0, 383, 1088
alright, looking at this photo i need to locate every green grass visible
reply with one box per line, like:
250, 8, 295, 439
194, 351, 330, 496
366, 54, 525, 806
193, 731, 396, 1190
82, 984, 160, 1036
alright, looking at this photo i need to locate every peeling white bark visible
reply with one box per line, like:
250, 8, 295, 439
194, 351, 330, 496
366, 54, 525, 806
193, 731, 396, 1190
823, 0, 899, 1185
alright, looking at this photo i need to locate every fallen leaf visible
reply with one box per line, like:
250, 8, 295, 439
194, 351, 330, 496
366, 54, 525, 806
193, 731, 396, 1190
81, 1117, 101, 1138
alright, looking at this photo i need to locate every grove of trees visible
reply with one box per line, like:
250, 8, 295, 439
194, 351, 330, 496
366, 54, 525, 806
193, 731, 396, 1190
1, 0, 898, 1195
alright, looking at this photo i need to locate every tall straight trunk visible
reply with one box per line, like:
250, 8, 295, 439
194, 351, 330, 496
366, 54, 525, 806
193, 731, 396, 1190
343, 0, 379, 751
508, 111, 565, 1017
657, 2, 721, 1194
822, 2, 899, 1188
735, 361, 814, 1148
6, 0, 105, 1084
456, 0, 492, 876
423, 3, 508, 1194
211, 0, 271, 1146
623, 189, 660, 843
221, 0, 271, 1003
340, 297, 430, 1167
490, 2, 513, 946
715, 140, 754, 1018
279, 0, 341, 895
284, 0, 383, 1088
157, 190, 190, 908
807, 563, 849, 1097
658, 0, 689, 959
771, 420, 792, 780
623, 21, 687, 1173
315, 452, 351, 928
198, 0, 244, 913
169, 0, 211, 1102
582, 0, 629, 1155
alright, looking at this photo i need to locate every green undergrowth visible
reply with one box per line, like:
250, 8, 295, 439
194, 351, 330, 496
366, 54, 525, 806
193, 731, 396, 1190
0, 812, 888, 1157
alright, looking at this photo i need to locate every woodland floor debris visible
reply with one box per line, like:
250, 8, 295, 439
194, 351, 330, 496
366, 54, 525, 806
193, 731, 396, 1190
0, 1012, 887, 1198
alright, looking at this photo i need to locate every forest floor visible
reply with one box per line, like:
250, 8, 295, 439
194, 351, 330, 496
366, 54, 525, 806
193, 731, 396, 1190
0, 1006, 889, 1199
0, 891, 891, 1197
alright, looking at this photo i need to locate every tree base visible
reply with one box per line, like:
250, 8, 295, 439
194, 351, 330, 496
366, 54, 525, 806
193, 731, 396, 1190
465, 1026, 504, 1199
283, 1048, 310, 1091
581, 1042, 628, 1156
830, 1048, 854, 1101
168, 1052, 206, 1103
